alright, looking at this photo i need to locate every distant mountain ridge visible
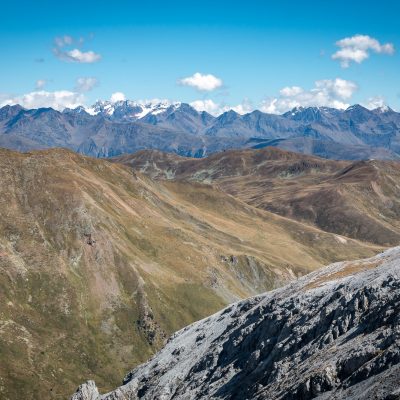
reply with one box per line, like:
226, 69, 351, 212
0, 101, 399, 159
116, 147, 400, 247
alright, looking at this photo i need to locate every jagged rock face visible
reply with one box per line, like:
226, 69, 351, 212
71, 381, 99, 400
71, 247, 400, 400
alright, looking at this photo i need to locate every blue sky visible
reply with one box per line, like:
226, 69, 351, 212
0, 0, 399, 114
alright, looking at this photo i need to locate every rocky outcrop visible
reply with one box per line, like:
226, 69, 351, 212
71, 381, 99, 400
71, 247, 400, 399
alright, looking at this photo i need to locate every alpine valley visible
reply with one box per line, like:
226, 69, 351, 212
1, 101, 400, 400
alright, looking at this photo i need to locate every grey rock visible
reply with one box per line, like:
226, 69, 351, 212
70, 247, 400, 399
70, 381, 99, 400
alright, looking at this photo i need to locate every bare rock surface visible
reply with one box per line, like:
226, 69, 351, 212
71, 247, 400, 400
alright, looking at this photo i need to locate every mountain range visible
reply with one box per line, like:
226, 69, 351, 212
1, 101, 400, 160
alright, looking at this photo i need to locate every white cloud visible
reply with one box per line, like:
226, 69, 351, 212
190, 98, 253, 116
53, 35, 101, 63
54, 48, 101, 63
363, 96, 386, 110
66, 49, 101, 63
260, 99, 279, 114
190, 99, 222, 115
0, 90, 85, 111
316, 78, 356, 99
279, 86, 303, 97
0, 93, 11, 104
179, 72, 223, 91
190, 78, 358, 116
35, 79, 47, 90
54, 35, 73, 47
75, 77, 98, 92
260, 78, 358, 114
110, 92, 126, 102
230, 99, 254, 114
332, 34, 395, 67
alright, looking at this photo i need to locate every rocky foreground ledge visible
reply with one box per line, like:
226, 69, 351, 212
71, 247, 400, 400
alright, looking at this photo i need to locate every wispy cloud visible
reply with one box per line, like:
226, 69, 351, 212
75, 77, 99, 92
363, 96, 387, 110
1, 90, 85, 111
35, 79, 47, 90
332, 34, 395, 68
54, 35, 74, 47
54, 48, 101, 63
53, 35, 101, 63
190, 99, 222, 114
190, 98, 253, 116
179, 72, 223, 91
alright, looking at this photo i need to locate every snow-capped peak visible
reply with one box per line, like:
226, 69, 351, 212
85, 99, 181, 120
134, 99, 181, 118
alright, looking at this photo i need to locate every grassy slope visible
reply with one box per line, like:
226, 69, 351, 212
0, 148, 380, 399
116, 147, 400, 246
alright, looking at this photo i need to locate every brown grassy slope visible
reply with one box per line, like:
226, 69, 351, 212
115, 147, 400, 246
0, 148, 379, 399
116, 147, 345, 181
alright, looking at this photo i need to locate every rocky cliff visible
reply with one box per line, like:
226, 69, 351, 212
72, 246, 400, 400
